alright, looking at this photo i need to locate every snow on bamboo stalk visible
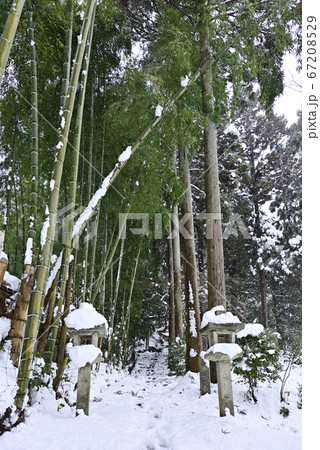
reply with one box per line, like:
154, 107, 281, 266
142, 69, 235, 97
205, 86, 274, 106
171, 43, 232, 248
0, 0, 26, 84
14, 0, 97, 413
9, 10, 38, 366
70, 43, 229, 251
44, 6, 96, 366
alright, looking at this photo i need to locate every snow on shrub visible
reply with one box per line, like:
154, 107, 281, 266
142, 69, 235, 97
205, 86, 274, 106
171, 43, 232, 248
233, 326, 282, 403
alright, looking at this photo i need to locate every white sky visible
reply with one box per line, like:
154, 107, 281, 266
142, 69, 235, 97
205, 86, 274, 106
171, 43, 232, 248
273, 53, 302, 125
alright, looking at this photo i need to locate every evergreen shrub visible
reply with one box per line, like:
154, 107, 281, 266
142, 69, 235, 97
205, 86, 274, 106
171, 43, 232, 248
233, 329, 282, 402
167, 338, 186, 376
29, 357, 54, 391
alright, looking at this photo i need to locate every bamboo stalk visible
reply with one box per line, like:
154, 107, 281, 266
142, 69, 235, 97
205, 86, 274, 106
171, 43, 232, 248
9, 11, 38, 366
82, 88, 94, 302
0, 230, 4, 255
52, 259, 73, 392
122, 247, 140, 368
36, 279, 58, 357
15, 0, 97, 413
60, 0, 73, 111
8, 265, 36, 366
106, 238, 125, 361
44, 5, 96, 365
88, 97, 103, 303
35, 0, 74, 358
0, 230, 7, 284
13, 174, 19, 273
90, 211, 129, 305
0, 0, 26, 84
97, 119, 107, 314
29, 11, 38, 250
117, 284, 127, 364
0, 240, 8, 286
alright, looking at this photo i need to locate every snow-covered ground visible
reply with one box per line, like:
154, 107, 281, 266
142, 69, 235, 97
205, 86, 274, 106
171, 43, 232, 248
0, 347, 301, 450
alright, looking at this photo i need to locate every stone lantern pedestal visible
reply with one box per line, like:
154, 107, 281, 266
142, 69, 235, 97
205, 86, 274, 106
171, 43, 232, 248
75, 352, 102, 416
65, 303, 108, 416
199, 307, 244, 416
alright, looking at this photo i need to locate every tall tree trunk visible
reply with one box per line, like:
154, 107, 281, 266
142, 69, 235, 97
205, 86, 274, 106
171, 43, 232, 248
0, 0, 26, 84
172, 149, 183, 339
179, 145, 202, 373
168, 218, 175, 345
15, 0, 97, 413
250, 151, 268, 328
253, 197, 268, 328
199, 5, 226, 310
259, 268, 268, 328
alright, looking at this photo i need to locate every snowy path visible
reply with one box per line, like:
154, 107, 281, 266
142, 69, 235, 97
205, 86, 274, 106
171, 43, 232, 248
0, 350, 302, 450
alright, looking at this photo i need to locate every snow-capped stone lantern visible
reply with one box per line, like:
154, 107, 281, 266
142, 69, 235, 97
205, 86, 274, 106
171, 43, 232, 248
65, 303, 108, 416
199, 305, 244, 417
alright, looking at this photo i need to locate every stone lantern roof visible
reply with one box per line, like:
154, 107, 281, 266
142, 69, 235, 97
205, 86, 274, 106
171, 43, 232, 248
65, 302, 108, 345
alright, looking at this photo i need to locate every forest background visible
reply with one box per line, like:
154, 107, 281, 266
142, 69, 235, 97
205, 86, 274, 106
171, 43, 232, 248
0, 0, 304, 427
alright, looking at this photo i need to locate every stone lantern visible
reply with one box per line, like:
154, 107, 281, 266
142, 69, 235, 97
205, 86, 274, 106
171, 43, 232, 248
199, 306, 244, 417
65, 303, 108, 415
67, 322, 107, 347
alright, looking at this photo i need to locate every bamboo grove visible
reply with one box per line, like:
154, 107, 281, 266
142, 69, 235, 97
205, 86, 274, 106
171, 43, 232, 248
0, 0, 301, 425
